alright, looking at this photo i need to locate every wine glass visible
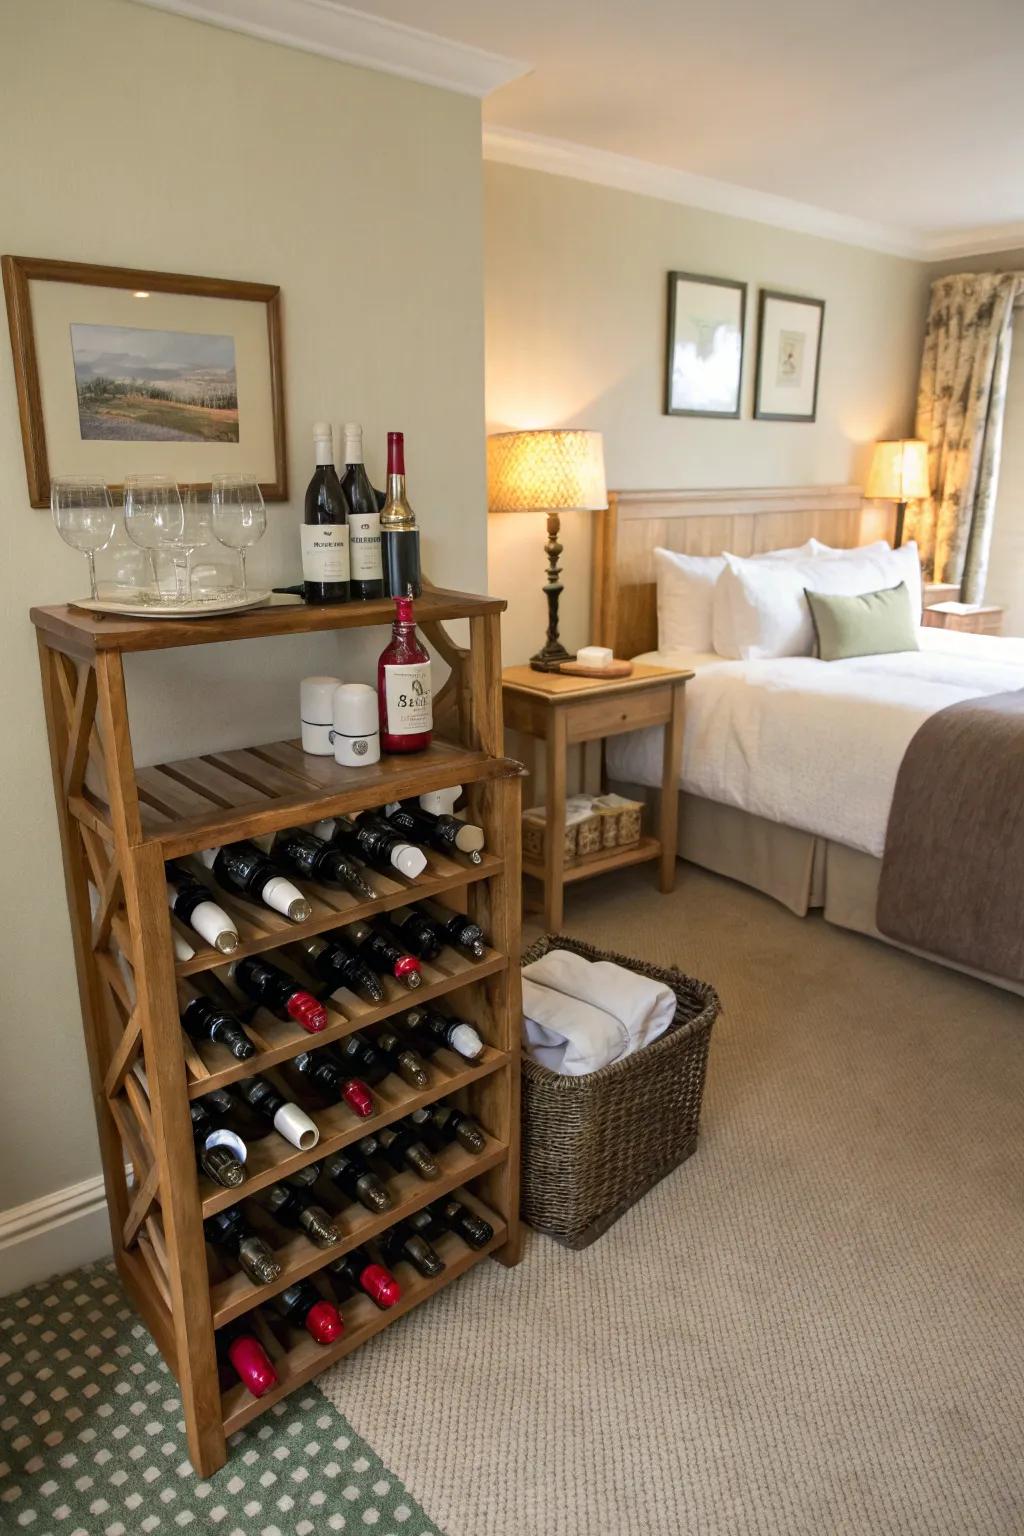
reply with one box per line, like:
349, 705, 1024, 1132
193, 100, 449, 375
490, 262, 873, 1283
123, 475, 186, 602
50, 477, 117, 601
180, 486, 218, 599
211, 474, 266, 598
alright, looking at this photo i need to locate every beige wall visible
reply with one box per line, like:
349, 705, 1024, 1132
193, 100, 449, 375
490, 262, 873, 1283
0, 0, 487, 1214
484, 162, 929, 665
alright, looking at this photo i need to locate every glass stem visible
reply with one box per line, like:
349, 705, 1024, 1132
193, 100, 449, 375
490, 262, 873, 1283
172, 556, 189, 601
86, 551, 98, 601
239, 547, 248, 596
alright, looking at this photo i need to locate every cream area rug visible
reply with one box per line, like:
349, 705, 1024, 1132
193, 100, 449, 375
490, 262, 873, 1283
320, 865, 1024, 1536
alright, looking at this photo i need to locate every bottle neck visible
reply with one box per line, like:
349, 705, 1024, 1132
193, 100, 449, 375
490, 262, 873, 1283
344, 427, 364, 465
382, 474, 414, 529
314, 435, 334, 468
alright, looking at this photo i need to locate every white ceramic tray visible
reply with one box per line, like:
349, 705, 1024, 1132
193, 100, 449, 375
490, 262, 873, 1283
72, 590, 273, 620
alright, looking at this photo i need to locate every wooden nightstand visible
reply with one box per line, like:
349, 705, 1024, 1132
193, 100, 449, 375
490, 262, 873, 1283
922, 602, 1005, 636
502, 662, 693, 930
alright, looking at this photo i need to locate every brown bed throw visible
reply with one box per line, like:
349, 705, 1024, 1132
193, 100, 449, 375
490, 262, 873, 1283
877, 688, 1024, 980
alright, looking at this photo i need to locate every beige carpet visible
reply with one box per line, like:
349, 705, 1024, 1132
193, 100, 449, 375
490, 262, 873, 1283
320, 866, 1024, 1536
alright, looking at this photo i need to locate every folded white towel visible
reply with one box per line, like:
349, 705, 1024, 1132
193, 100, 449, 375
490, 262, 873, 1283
522, 949, 676, 1075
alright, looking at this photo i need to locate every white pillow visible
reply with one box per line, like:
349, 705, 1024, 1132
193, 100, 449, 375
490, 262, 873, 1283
655, 540, 818, 654
713, 542, 923, 660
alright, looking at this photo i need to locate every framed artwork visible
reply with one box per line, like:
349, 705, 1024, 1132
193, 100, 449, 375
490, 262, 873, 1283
664, 271, 746, 418
2, 255, 287, 507
753, 289, 825, 422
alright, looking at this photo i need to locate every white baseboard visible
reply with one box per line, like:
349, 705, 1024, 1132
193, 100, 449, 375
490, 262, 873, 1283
0, 1174, 116, 1296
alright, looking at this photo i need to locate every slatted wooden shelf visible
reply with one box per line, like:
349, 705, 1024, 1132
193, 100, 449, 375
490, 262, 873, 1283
220, 1190, 505, 1435
209, 1145, 507, 1327
522, 834, 661, 885
32, 590, 522, 1477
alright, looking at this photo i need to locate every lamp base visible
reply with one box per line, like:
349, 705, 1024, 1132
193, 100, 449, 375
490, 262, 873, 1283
529, 641, 572, 674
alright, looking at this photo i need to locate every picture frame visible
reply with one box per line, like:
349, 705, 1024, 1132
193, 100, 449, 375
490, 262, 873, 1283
664, 270, 746, 418
753, 289, 825, 423
2, 255, 287, 508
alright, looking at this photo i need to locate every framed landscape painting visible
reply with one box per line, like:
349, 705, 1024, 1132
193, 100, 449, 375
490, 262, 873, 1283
664, 270, 746, 418
2, 255, 286, 507
753, 289, 825, 422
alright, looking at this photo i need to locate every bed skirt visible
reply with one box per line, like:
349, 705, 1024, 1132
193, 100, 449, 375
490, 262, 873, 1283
608, 780, 1024, 997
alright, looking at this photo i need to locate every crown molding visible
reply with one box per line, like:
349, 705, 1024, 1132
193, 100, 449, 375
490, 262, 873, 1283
920, 223, 1024, 262
128, 0, 529, 97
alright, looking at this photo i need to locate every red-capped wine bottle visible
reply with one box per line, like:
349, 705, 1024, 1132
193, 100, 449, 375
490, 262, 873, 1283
321, 814, 426, 880
379, 1221, 445, 1278
291, 1050, 374, 1118
368, 1024, 430, 1088
385, 801, 484, 864
271, 828, 376, 901
418, 900, 486, 958
341, 424, 384, 601
380, 431, 421, 599
322, 1148, 393, 1213
379, 905, 443, 962
167, 863, 240, 953
427, 1196, 494, 1249
363, 1124, 438, 1181
403, 1005, 483, 1061
302, 421, 350, 605
294, 934, 384, 1005
377, 597, 432, 753
220, 1323, 278, 1397
328, 1245, 400, 1309
190, 1100, 247, 1188
204, 1207, 282, 1284
344, 920, 421, 990
259, 1181, 339, 1248
231, 1076, 319, 1150
408, 1102, 486, 1154
181, 993, 256, 1062
198, 842, 311, 924
272, 1279, 344, 1344
230, 954, 327, 1034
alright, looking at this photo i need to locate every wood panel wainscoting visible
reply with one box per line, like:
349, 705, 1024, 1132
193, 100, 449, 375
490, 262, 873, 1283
591, 484, 891, 660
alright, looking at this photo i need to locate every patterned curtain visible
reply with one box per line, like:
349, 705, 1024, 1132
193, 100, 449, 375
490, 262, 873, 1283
912, 272, 1023, 601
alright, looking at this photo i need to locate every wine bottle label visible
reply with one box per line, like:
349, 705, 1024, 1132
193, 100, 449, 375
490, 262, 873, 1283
383, 662, 432, 736
349, 512, 383, 580
302, 524, 350, 583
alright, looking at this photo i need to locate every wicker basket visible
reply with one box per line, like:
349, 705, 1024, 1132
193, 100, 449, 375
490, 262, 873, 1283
520, 934, 719, 1248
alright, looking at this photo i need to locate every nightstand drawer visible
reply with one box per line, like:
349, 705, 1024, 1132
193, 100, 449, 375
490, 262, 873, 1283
565, 685, 672, 743
922, 604, 1004, 635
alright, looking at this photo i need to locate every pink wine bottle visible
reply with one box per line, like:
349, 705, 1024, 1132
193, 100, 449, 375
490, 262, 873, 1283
377, 597, 433, 754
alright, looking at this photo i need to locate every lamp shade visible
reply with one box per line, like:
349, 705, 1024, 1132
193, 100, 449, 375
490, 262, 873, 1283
487, 429, 607, 514
865, 439, 930, 501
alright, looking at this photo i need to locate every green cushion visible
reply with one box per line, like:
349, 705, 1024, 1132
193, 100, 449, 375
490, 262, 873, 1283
804, 581, 920, 661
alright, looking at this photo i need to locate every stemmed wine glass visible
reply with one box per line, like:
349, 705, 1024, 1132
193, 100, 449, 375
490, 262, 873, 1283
51, 477, 117, 601
123, 475, 186, 602
211, 474, 266, 598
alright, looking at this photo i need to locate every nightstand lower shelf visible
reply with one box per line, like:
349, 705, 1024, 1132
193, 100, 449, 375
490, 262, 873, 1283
522, 833, 661, 885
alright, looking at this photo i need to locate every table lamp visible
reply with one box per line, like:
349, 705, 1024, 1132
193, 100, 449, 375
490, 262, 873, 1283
487, 428, 608, 672
865, 439, 929, 548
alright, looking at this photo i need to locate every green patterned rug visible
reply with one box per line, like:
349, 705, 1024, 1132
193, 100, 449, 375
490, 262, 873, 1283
0, 1259, 442, 1536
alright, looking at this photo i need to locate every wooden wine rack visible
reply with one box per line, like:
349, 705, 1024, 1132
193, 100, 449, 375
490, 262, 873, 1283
30, 589, 523, 1477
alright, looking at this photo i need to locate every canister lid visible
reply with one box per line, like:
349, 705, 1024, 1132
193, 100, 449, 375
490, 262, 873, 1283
333, 683, 379, 736
301, 675, 343, 725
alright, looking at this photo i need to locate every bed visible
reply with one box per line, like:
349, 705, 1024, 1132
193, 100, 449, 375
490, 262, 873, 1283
592, 485, 1024, 992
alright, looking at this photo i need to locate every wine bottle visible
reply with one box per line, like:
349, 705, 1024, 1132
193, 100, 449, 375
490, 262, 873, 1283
344, 920, 421, 989
181, 992, 256, 1062
380, 905, 444, 962
377, 598, 432, 754
384, 800, 484, 864
427, 1195, 494, 1249
363, 1123, 438, 1180
321, 814, 426, 879
403, 1005, 483, 1061
198, 843, 311, 924
322, 1148, 393, 1213
418, 899, 486, 959
302, 421, 350, 605
271, 827, 376, 901
190, 1100, 247, 1188
258, 1181, 339, 1248
230, 954, 327, 1035
408, 1102, 486, 1154
204, 1207, 282, 1284
380, 431, 421, 598
327, 1246, 400, 1309
294, 934, 384, 1005
368, 1024, 430, 1089
341, 423, 383, 601
379, 1221, 445, 1278
330, 1031, 390, 1086
220, 1323, 278, 1397
231, 1076, 319, 1150
291, 1050, 374, 1118
172, 930, 195, 963
272, 1279, 344, 1344
166, 863, 239, 953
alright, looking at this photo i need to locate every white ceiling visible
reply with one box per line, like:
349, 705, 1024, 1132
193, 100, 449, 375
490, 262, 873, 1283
136, 0, 1024, 257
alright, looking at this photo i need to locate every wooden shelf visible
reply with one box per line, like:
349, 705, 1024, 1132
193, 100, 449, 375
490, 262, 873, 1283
210, 1142, 507, 1327
523, 834, 661, 885
199, 1047, 510, 1216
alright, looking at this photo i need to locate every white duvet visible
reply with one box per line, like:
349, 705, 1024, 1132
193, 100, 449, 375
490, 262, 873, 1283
605, 629, 1024, 858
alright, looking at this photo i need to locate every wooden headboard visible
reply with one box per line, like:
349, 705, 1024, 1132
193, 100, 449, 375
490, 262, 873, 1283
591, 484, 891, 658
